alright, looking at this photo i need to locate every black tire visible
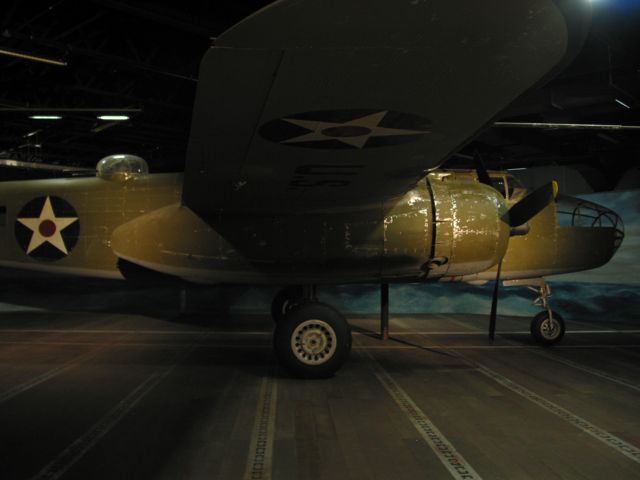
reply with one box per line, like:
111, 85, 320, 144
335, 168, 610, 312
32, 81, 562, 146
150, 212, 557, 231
530, 310, 565, 346
271, 286, 304, 323
274, 302, 351, 378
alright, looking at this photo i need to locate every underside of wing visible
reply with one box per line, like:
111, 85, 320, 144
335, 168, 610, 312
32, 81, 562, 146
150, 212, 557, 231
183, 0, 590, 216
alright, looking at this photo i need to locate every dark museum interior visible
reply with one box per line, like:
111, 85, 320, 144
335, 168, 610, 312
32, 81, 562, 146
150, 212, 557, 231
0, 1, 639, 479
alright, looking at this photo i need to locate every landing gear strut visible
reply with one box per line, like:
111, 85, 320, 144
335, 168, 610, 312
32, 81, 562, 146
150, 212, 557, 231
271, 286, 305, 323
528, 281, 565, 346
272, 286, 351, 378
505, 278, 565, 346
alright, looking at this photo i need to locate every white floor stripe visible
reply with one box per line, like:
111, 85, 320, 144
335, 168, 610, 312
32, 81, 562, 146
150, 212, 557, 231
0, 329, 272, 336
366, 352, 482, 480
1, 328, 639, 336
0, 347, 111, 405
2, 340, 640, 350
488, 334, 640, 394
30, 346, 194, 480
1, 362, 77, 405
532, 350, 640, 393
457, 353, 640, 465
243, 376, 278, 480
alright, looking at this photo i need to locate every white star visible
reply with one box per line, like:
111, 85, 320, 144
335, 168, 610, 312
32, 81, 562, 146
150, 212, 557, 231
17, 197, 78, 255
281, 111, 430, 149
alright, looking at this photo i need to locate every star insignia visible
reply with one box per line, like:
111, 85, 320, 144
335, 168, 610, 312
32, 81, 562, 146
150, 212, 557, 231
17, 196, 79, 255
280, 111, 431, 149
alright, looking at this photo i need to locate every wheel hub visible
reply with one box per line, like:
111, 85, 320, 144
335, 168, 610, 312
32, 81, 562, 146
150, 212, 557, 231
540, 317, 560, 340
291, 319, 337, 366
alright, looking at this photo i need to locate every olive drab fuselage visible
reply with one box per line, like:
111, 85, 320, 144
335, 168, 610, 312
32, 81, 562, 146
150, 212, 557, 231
0, 170, 621, 285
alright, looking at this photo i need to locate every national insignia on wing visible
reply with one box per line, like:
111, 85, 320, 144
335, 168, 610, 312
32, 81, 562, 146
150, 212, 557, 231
260, 110, 432, 150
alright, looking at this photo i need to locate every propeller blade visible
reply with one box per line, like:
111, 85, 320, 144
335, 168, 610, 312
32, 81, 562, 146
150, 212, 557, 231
474, 150, 493, 187
507, 181, 558, 227
489, 260, 503, 341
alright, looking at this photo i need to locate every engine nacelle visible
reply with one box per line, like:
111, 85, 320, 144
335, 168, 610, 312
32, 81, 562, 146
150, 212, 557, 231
382, 172, 510, 281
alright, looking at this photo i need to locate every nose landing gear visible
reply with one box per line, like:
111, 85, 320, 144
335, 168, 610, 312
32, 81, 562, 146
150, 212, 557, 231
505, 278, 566, 346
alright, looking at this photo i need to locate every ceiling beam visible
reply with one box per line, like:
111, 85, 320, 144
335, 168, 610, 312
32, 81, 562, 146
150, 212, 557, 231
89, 0, 220, 37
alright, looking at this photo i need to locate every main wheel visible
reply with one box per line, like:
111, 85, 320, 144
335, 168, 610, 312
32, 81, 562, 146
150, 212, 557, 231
530, 310, 565, 346
271, 286, 305, 323
274, 302, 351, 378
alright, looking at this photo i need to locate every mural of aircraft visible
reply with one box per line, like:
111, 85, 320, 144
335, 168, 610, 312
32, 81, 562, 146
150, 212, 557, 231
0, 0, 622, 378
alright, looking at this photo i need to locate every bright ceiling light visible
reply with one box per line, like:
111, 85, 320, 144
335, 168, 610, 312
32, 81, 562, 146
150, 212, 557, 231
29, 115, 62, 120
97, 115, 130, 121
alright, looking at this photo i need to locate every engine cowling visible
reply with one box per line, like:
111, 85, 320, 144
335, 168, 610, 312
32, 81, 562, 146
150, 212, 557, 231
382, 172, 510, 280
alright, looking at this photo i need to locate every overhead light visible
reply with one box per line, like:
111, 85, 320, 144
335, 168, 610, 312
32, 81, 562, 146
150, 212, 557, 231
29, 115, 62, 120
97, 115, 129, 121
0, 48, 67, 66
615, 98, 631, 109
507, 167, 528, 171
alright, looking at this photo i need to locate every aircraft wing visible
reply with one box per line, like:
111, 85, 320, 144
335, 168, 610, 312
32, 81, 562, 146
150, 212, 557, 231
183, 0, 590, 215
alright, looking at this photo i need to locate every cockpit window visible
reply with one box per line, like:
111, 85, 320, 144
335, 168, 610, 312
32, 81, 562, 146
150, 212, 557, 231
505, 174, 527, 202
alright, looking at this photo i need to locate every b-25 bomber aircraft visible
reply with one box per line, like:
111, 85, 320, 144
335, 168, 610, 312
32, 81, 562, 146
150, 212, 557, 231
0, 0, 624, 377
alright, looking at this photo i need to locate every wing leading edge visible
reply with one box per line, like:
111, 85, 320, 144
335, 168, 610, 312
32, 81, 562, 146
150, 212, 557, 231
183, 0, 590, 216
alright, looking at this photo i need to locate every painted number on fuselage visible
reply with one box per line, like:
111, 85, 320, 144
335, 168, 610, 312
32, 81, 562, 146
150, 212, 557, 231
288, 164, 364, 190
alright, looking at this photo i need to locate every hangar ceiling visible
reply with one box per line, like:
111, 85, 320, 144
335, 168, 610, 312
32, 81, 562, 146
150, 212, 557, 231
1, 0, 638, 190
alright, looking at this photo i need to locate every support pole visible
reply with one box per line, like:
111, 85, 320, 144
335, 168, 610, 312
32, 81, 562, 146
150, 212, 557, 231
380, 283, 389, 341
303, 285, 317, 301
179, 283, 188, 315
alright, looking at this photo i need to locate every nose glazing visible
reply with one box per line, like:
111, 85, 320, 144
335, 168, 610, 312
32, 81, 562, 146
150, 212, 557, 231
556, 195, 625, 251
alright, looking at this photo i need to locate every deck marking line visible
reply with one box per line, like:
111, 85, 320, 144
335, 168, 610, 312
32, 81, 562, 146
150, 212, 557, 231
505, 340, 640, 394
0, 360, 83, 405
366, 353, 482, 480
459, 354, 640, 464
2, 328, 640, 336
243, 376, 278, 480
0, 329, 272, 336
0, 345, 113, 405
539, 352, 640, 393
3, 341, 640, 350
30, 343, 197, 480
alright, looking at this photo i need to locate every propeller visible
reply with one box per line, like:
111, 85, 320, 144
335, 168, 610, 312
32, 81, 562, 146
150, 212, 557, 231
506, 181, 558, 228
473, 150, 493, 187
472, 152, 558, 341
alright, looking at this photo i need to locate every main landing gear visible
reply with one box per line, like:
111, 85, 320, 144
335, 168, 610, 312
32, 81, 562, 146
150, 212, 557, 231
272, 286, 352, 378
507, 279, 565, 346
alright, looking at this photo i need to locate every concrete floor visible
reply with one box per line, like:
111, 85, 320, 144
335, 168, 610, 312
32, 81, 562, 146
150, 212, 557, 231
0, 297, 639, 479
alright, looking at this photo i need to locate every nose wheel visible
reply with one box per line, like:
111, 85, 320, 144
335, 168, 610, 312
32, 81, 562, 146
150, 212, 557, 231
530, 310, 565, 346
505, 278, 566, 346
273, 301, 352, 378
528, 281, 565, 346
